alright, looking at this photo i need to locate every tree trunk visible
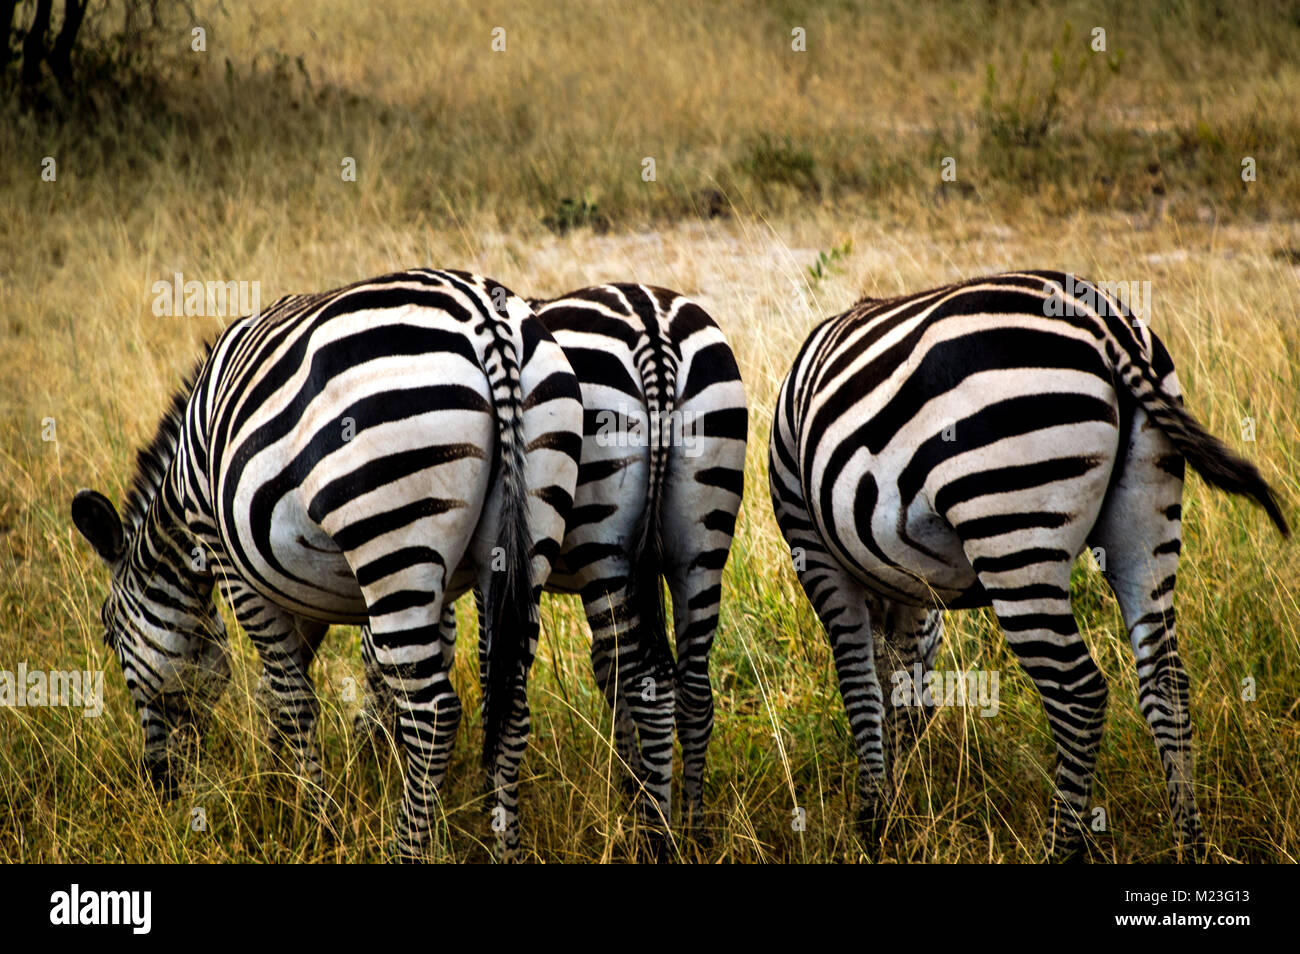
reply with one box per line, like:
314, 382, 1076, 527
0, 0, 19, 73
49, 0, 86, 83
20, 0, 53, 88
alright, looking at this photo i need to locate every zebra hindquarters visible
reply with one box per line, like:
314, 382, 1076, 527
542, 317, 678, 843
1087, 403, 1206, 859
661, 359, 747, 835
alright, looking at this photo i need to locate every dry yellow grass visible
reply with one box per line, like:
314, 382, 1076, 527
1, 0, 1297, 862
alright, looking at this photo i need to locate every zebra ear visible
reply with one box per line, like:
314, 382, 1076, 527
71, 489, 126, 563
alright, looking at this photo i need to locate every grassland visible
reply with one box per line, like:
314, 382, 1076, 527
1, 0, 1298, 862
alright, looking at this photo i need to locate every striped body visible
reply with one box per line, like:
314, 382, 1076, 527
769, 270, 1288, 859
72, 269, 583, 860
360, 284, 748, 837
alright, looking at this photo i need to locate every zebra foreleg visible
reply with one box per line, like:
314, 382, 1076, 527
877, 605, 944, 798
223, 581, 328, 809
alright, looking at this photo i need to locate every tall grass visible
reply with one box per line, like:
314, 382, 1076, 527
1, 0, 1297, 862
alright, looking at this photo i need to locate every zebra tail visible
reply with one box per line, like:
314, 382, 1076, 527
1123, 354, 1290, 537
480, 321, 535, 769
627, 335, 677, 682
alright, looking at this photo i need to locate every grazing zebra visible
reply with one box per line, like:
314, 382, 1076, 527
768, 270, 1289, 860
70, 269, 583, 860
355, 284, 748, 837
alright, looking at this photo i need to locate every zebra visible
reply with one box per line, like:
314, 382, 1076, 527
768, 270, 1289, 861
355, 284, 748, 839
70, 268, 584, 860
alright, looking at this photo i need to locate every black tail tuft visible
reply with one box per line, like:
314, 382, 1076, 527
481, 466, 534, 768
627, 484, 672, 683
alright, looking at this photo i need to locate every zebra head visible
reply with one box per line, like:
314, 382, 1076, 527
71, 488, 230, 797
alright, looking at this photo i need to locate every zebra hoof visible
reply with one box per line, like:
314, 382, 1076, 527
682, 813, 713, 853
388, 842, 425, 864
633, 826, 673, 863
1046, 833, 1088, 864
492, 841, 522, 864
141, 755, 182, 801
618, 771, 644, 801
855, 804, 884, 853
1180, 828, 1210, 863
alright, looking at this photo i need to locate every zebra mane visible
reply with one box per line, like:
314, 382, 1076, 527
853, 290, 920, 308
119, 343, 212, 537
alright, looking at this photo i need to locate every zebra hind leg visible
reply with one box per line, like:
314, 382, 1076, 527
355, 604, 456, 758
967, 552, 1108, 862
770, 467, 888, 852
583, 582, 676, 855
1088, 416, 1206, 859
363, 577, 461, 862
585, 596, 648, 798
799, 562, 889, 850
668, 564, 726, 839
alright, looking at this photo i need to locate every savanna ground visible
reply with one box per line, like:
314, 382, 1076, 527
1, 0, 1298, 863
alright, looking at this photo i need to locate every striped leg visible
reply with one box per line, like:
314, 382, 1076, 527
966, 551, 1107, 861
583, 580, 675, 837
771, 479, 887, 844
822, 575, 887, 842
665, 329, 746, 835
666, 564, 723, 833
876, 604, 943, 798
355, 603, 457, 750
1089, 412, 1205, 857
220, 580, 324, 796
360, 564, 460, 861
257, 617, 328, 752
584, 582, 652, 794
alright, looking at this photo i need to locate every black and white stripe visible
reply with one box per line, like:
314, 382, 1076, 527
769, 270, 1289, 859
535, 284, 748, 834
360, 284, 748, 838
71, 268, 583, 860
